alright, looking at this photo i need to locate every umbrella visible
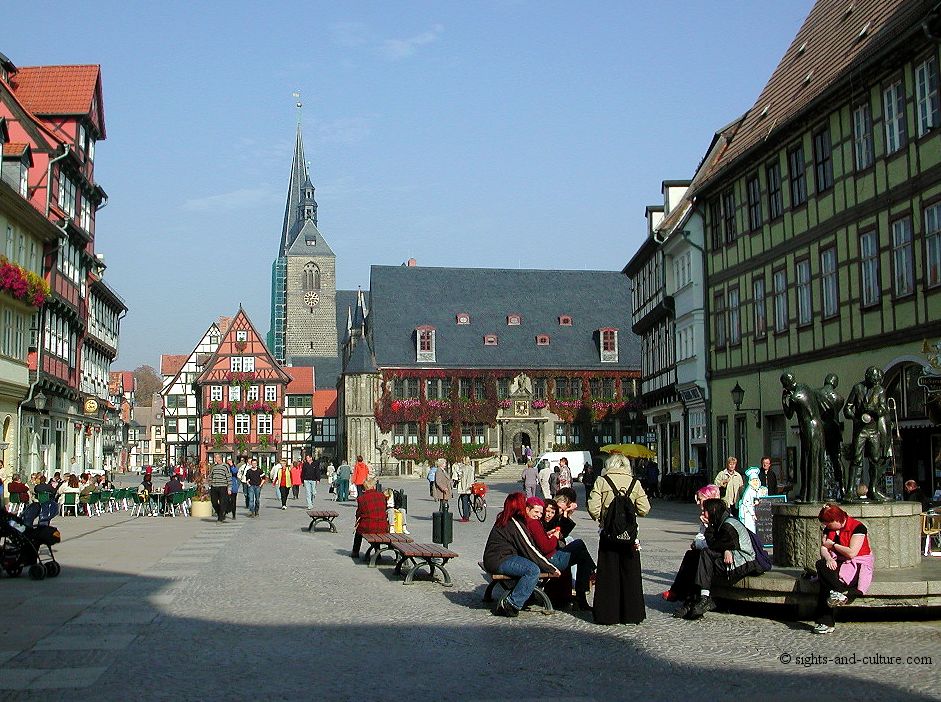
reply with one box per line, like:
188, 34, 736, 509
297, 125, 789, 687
600, 443, 656, 459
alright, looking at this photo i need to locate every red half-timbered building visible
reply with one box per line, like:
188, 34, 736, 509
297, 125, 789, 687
196, 308, 290, 468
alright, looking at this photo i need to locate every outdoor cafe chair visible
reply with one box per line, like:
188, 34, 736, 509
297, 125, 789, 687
84, 491, 101, 517
130, 491, 150, 517
100, 489, 114, 513
166, 491, 189, 517
7, 492, 25, 516
60, 492, 80, 517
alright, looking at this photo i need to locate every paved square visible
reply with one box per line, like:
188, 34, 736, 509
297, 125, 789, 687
0, 477, 937, 700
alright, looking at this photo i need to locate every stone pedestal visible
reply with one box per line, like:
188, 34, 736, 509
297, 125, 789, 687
772, 501, 921, 569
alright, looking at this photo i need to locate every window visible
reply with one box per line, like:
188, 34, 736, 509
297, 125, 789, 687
230, 357, 242, 372
497, 378, 510, 399
820, 247, 839, 319
766, 160, 783, 220
860, 230, 880, 307
713, 291, 727, 349
728, 288, 740, 345
236, 330, 247, 342
746, 174, 762, 231
554, 422, 580, 447
212, 414, 227, 435
753, 278, 767, 338
535, 334, 550, 346
853, 103, 874, 170
458, 378, 471, 399
773, 268, 788, 332
416, 327, 435, 362
600, 328, 618, 362
883, 80, 906, 154
926, 202, 941, 288
559, 315, 572, 326
474, 378, 486, 400
427, 422, 451, 445
796, 259, 812, 326
257, 414, 272, 435
891, 216, 914, 297
722, 188, 736, 243
788, 144, 806, 207
234, 414, 250, 435
247, 385, 259, 401
483, 334, 498, 346
507, 314, 521, 326
461, 423, 486, 445
243, 357, 255, 372
57, 175, 76, 218
915, 56, 939, 138
533, 378, 546, 399
302, 262, 321, 290
709, 199, 722, 249
813, 126, 833, 192
264, 385, 277, 402
673, 252, 692, 290
717, 417, 729, 464
229, 384, 241, 402
210, 385, 222, 402
286, 394, 311, 408
455, 313, 470, 325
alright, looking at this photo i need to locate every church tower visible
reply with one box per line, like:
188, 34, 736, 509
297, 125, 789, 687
268, 97, 339, 382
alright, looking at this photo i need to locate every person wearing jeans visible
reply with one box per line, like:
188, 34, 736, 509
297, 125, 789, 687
483, 492, 558, 617
301, 453, 321, 510
245, 462, 265, 517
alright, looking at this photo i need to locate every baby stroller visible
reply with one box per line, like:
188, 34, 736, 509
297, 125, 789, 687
1, 507, 61, 580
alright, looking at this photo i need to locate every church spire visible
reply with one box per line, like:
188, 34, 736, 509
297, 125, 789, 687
278, 91, 317, 252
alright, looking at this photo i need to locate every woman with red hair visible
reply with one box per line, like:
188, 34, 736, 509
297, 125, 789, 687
482, 492, 558, 617
812, 504, 874, 634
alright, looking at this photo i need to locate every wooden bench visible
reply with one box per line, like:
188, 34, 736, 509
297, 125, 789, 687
360, 532, 414, 568
306, 510, 339, 533
392, 542, 459, 586
478, 560, 559, 613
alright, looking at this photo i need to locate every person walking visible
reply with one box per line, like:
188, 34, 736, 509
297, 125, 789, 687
521, 462, 538, 498
236, 456, 250, 509
714, 456, 744, 509
335, 460, 352, 502
245, 460, 265, 517
537, 459, 553, 500
273, 459, 293, 509
587, 453, 650, 625
455, 456, 474, 522
301, 453, 321, 509
558, 457, 573, 490
208, 459, 231, 523
290, 460, 302, 500
432, 458, 452, 511
352, 456, 369, 498
228, 463, 240, 520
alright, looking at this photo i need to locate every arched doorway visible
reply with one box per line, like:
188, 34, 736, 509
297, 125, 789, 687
884, 360, 940, 495
511, 431, 531, 464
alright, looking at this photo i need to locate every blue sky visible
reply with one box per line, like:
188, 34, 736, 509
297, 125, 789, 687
5, 0, 813, 371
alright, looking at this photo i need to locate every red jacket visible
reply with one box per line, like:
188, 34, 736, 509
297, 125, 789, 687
355, 489, 389, 534
352, 461, 369, 485
525, 516, 559, 557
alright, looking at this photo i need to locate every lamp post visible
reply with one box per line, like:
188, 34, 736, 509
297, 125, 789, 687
731, 382, 762, 428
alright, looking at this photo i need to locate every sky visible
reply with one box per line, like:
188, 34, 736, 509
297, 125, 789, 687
4, 0, 815, 371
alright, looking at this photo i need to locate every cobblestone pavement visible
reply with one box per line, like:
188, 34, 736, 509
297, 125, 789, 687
0, 477, 938, 701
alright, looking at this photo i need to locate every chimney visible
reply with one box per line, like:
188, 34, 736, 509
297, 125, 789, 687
407, 258, 417, 267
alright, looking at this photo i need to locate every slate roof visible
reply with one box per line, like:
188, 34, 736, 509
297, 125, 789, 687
696, 0, 924, 193
367, 265, 639, 370
286, 218, 334, 257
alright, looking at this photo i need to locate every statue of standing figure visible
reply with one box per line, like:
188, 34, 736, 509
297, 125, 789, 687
780, 372, 826, 503
816, 373, 845, 498
843, 366, 892, 501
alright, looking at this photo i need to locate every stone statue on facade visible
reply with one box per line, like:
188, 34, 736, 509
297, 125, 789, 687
843, 366, 892, 501
510, 373, 532, 397
780, 372, 826, 503
816, 373, 845, 499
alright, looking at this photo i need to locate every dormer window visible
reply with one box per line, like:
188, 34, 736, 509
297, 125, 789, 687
600, 328, 618, 362
416, 325, 436, 362
456, 313, 471, 325
236, 331, 248, 342
559, 315, 572, 326
305, 235, 317, 246
507, 314, 522, 326
483, 334, 498, 346
535, 334, 550, 346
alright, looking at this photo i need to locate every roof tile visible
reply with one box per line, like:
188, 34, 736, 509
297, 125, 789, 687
11, 65, 100, 115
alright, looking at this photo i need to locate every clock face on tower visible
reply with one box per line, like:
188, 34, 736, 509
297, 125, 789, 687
304, 291, 320, 307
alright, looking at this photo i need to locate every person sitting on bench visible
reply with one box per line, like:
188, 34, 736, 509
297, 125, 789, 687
483, 492, 558, 617
351, 477, 388, 559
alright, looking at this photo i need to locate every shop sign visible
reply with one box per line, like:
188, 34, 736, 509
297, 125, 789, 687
83, 398, 100, 416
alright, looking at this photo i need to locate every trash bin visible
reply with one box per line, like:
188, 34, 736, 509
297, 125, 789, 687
432, 503, 453, 547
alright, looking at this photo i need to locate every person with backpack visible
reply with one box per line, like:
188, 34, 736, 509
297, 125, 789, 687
587, 453, 650, 625
671, 498, 766, 621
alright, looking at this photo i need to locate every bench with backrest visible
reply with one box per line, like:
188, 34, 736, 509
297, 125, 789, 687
360, 532, 414, 568
391, 542, 459, 586
306, 510, 340, 533
478, 560, 559, 613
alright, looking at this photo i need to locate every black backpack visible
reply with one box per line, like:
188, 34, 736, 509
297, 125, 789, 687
600, 475, 639, 544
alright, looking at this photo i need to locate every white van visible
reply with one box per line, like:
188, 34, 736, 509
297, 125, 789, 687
533, 451, 592, 482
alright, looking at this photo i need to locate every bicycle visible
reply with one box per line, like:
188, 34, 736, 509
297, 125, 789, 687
470, 482, 487, 522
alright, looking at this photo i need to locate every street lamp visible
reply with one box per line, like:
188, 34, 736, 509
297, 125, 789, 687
730, 382, 762, 428
33, 391, 47, 411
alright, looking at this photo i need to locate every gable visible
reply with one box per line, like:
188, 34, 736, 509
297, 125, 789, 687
196, 308, 291, 385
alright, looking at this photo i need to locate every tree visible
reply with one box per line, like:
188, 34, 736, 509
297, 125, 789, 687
134, 365, 162, 406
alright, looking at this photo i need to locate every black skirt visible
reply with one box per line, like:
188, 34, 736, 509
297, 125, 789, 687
593, 538, 645, 625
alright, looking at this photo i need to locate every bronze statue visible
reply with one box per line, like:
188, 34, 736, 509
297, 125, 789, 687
781, 372, 826, 502
816, 373, 845, 497
843, 366, 892, 501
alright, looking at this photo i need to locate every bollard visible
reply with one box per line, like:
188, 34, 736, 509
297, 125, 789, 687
432, 502, 453, 548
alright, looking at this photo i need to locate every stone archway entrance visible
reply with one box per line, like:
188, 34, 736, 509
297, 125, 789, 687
511, 431, 532, 464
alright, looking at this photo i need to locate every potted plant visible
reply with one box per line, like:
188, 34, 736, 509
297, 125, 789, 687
189, 461, 213, 518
